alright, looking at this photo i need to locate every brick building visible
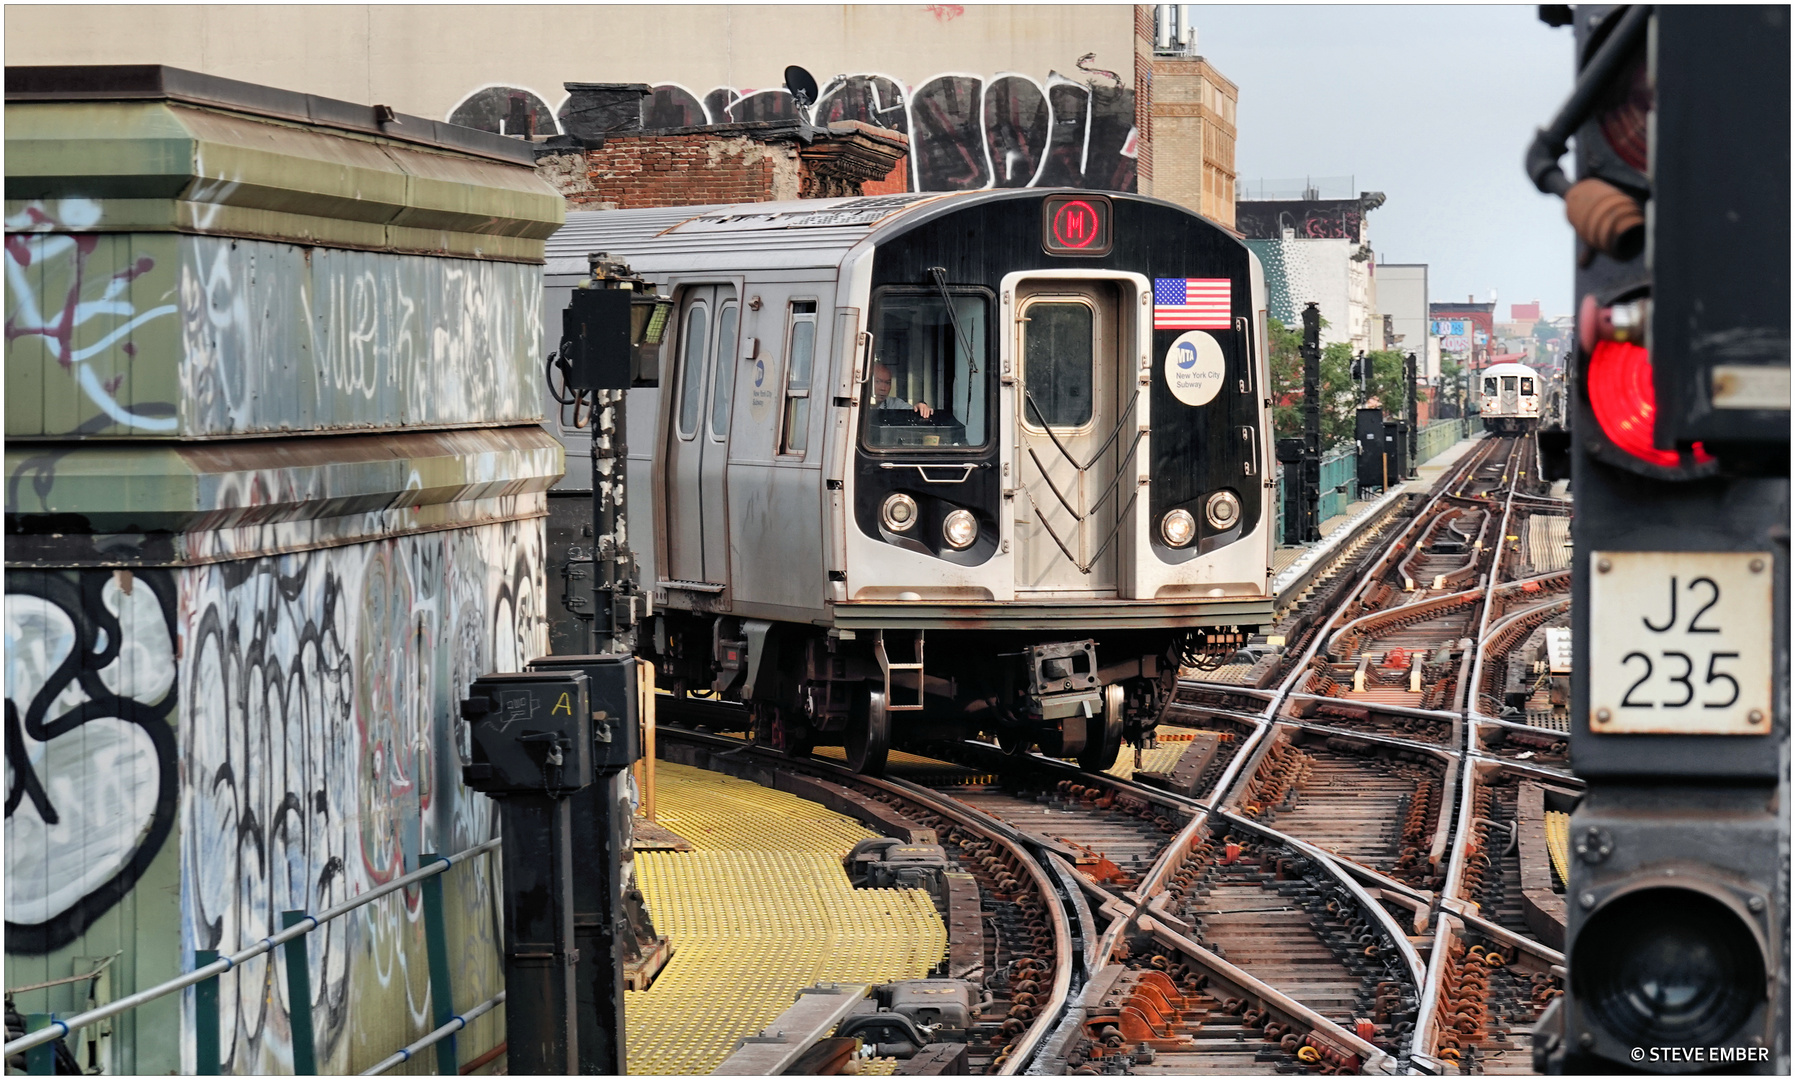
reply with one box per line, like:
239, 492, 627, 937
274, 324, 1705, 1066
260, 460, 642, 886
535, 87, 909, 209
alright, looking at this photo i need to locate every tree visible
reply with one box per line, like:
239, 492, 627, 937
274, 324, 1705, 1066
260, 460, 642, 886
1320, 342, 1359, 446
1267, 317, 1305, 439
1267, 316, 1359, 450
1431, 354, 1467, 418
1362, 349, 1411, 418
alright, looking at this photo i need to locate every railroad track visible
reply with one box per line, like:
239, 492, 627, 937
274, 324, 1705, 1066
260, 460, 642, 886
648, 431, 1584, 1075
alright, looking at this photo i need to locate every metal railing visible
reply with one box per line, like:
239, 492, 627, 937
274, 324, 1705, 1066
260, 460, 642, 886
361, 991, 506, 1076
4, 838, 502, 1075
1274, 444, 1357, 542
1415, 417, 1468, 468
1273, 420, 1471, 544
1316, 447, 1358, 523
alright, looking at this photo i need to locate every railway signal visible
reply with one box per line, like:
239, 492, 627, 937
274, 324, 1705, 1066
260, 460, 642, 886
1526, 5, 1789, 1072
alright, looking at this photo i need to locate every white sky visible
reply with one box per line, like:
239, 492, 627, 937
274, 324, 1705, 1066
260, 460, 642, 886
1194, 4, 1578, 320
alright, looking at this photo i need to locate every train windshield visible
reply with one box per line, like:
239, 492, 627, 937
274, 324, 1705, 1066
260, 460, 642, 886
1483, 377, 1498, 395
865, 292, 990, 449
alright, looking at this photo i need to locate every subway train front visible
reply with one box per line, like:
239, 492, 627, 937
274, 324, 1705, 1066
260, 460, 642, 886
543, 190, 1276, 774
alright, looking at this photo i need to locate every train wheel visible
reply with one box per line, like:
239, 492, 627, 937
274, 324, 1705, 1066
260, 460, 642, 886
1079, 684, 1126, 773
777, 707, 816, 760
846, 686, 890, 776
997, 728, 1032, 757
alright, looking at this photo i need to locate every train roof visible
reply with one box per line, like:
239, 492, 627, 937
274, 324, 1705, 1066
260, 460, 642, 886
1482, 361, 1541, 377
544, 189, 1213, 279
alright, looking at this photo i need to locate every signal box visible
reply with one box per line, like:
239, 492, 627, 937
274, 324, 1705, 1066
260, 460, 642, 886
1531, 6, 1789, 1074
527, 654, 642, 771
460, 671, 595, 795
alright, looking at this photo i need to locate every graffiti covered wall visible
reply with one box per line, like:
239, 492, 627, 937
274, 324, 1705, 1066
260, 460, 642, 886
4, 522, 541, 1072
450, 72, 1140, 194
7, 85, 564, 1074
178, 520, 541, 1073
1236, 198, 1370, 243
5, 204, 545, 439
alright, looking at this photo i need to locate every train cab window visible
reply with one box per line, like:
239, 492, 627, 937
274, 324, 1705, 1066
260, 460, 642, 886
677, 303, 709, 438
781, 301, 818, 455
709, 301, 740, 440
1022, 301, 1094, 428
1520, 376, 1535, 395
1483, 376, 1498, 395
865, 292, 990, 449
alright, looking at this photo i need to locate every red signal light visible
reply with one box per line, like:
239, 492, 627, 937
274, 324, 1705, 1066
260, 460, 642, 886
1586, 339, 1712, 468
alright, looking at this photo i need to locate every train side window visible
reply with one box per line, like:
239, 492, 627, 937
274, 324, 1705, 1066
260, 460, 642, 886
710, 301, 740, 440
677, 302, 709, 438
1520, 376, 1534, 395
1022, 301, 1094, 429
781, 301, 818, 455
1483, 376, 1498, 395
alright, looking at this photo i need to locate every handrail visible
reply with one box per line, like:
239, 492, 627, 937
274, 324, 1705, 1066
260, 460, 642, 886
3, 838, 501, 1058
361, 991, 506, 1075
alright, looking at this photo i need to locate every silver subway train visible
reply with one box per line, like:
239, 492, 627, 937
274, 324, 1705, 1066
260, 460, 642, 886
544, 190, 1275, 774
1479, 361, 1544, 434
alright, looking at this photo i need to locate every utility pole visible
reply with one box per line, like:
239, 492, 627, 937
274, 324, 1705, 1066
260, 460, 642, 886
1297, 302, 1323, 542
1405, 352, 1419, 476
466, 253, 673, 1076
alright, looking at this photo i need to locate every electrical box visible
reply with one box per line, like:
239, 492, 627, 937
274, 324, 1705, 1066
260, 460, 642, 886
460, 671, 594, 795
1382, 419, 1409, 479
527, 654, 641, 771
561, 288, 634, 391
1355, 407, 1386, 488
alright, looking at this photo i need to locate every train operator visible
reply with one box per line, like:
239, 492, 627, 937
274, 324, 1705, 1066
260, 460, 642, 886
871, 362, 934, 419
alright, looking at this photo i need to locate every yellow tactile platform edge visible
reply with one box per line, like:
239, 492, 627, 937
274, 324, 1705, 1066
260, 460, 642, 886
1106, 725, 1209, 780
627, 763, 946, 1075
1544, 810, 1571, 890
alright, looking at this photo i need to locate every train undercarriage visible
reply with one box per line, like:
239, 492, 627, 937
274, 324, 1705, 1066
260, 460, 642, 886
647, 613, 1255, 775
1482, 416, 1539, 435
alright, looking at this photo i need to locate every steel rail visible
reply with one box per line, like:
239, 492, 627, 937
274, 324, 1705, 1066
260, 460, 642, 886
360, 991, 506, 1075
989, 735, 1429, 1071
2, 838, 500, 1057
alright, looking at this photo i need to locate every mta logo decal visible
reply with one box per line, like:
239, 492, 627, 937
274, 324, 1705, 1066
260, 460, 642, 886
754, 359, 766, 387
1175, 342, 1198, 370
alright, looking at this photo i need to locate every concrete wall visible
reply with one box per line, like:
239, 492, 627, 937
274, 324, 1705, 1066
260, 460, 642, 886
4, 5, 1144, 194
1376, 263, 1436, 380
5, 84, 563, 1073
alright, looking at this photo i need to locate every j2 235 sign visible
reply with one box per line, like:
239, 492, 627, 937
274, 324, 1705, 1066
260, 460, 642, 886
1589, 551, 1773, 735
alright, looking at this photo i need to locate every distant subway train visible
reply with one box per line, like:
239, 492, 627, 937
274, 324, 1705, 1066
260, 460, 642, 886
543, 190, 1275, 774
1480, 361, 1543, 434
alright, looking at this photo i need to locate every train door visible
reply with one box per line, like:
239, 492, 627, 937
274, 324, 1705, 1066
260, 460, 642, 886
665, 285, 740, 588
1500, 374, 1520, 416
1013, 282, 1121, 596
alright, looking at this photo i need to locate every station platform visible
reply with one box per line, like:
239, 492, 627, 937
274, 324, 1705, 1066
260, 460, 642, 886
626, 763, 945, 1074
1271, 433, 1488, 587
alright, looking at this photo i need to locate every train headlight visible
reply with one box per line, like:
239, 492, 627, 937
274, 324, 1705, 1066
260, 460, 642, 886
881, 493, 919, 532
1160, 508, 1196, 548
1205, 491, 1241, 531
942, 509, 978, 550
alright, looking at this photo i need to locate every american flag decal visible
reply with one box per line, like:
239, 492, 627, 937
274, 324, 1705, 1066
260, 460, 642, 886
1154, 278, 1232, 330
